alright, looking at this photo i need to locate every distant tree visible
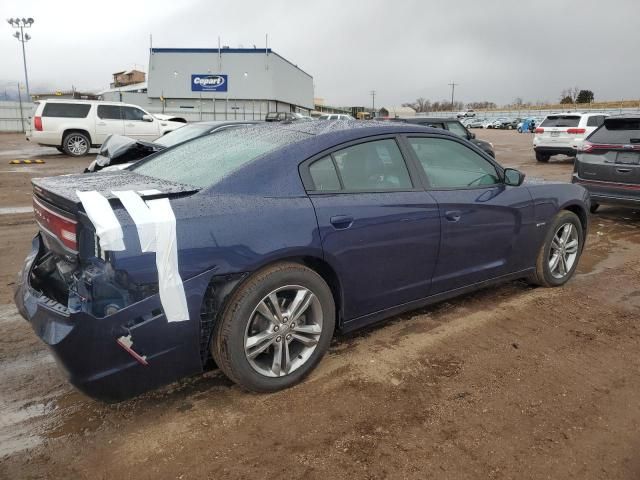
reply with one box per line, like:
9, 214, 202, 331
560, 95, 574, 105
514, 97, 524, 106
576, 89, 594, 104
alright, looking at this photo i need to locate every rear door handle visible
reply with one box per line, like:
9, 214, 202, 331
616, 168, 632, 173
330, 215, 353, 229
445, 210, 462, 222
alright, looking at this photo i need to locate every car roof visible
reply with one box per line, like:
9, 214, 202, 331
190, 120, 261, 127
39, 98, 148, 108
604, 114, 640, 121
398, 117, 458, 122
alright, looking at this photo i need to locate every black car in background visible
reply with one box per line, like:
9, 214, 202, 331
572, 115, 640, 212
391, 117, 495, 157
85, 121, 259, 172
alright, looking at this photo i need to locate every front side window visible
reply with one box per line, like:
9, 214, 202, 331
97, 105, 122, 120
409, 137, 500, 188
122, 106, 146, 121
309, 156, 341, 191
446, 122, 469, 138
42, 103, 91, 118
332, 139, 412, 191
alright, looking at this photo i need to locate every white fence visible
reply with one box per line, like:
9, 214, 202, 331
0, 101, 33, 132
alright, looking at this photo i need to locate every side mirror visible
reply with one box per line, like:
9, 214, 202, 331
142, 114, 154, 122
468, 131, 476, 139
504, 168, 525, 186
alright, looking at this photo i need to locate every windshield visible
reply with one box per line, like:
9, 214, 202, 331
154, 124, 212, 147
131, 126, 307, 187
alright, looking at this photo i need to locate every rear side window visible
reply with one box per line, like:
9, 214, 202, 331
309, 156, 341, 191
589, 119, 640, 144
540, 115, 580, 127
97, 105, 122, 120
42, 103, 91, 118
409, 137, 499, 188
587, 115, 606, 127
332, 139, 412, 191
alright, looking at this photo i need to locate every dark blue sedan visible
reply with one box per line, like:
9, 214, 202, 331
15, 121, 590, 401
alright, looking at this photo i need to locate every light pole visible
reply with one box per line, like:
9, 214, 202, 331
7, 17, 34, 101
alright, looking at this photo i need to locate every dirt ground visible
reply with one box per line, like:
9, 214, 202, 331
1, 130, 639, 480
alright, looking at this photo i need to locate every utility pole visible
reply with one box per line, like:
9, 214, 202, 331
7, 18, 35, 101
370, 90, 376, 113
448, 81, 458, 111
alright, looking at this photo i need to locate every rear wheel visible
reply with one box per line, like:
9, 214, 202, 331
536, 152, 550, 162
529, 211, 584, 287
211, 262, 335, 392
62, 132, 90, 156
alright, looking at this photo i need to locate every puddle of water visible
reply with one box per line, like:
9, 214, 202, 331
0, 206, 33, 215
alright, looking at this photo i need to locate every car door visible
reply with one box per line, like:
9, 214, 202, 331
95, 105, 124, 143
404, 135, 535, 293
122, 106, 159, 140
303, 136, 441, 322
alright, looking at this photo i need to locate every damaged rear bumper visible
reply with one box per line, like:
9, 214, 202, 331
14, 235, 217, 402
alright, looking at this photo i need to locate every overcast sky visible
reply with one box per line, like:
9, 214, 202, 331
2, 0, 639, 107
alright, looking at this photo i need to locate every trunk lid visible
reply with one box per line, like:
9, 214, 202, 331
32, 171, 200, 259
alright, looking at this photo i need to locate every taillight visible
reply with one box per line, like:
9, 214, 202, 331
580, 142, 594, 153
567, 128, 586, 134
33, 197, 78, 252
34, 116, 43, 131
534, 128, 544, 133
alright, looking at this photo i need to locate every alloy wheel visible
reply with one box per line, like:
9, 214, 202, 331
244, 285, 323, 377
66, 135, 88, 155
548, 223, 579, 279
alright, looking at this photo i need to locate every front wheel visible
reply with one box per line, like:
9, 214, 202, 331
211, 262, 335, 392
529, 211, 584, 287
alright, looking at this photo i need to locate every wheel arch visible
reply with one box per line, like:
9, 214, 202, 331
62, 128, 93, 147
198, 254, 344, 367
562, 203, 588, 234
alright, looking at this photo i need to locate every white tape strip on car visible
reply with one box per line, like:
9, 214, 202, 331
112, 190, 157, 252
76, 190, 125, 251
113, 190, 189, 322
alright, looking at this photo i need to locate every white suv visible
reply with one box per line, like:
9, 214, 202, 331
533, 112, 608, 162
28, 99, 185, 156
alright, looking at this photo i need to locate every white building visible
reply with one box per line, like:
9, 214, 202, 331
100, 47, 314, 121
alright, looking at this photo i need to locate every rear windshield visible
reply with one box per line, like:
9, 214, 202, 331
131, 127, 306, 187
154, 124, 212, 147
540, 115, 580, 128
588, 119, 640, 144
42, 103, 91, 118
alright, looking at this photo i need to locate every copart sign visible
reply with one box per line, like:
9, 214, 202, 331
191, 74, 228, 92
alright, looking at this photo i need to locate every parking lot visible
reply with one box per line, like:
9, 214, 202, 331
1, 129, 640, 479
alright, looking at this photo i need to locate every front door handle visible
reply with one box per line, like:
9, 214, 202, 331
330, 215, 354, 229
445, 210, 461, 222
616, 168, 632, 174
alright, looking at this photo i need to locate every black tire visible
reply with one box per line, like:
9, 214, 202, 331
528, 211, 584, 287
590, 203, 600, 214
535, 152, 550, 162
211, 262, 335, 392
62, 131, 90, 156
55, 146, 65, 153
